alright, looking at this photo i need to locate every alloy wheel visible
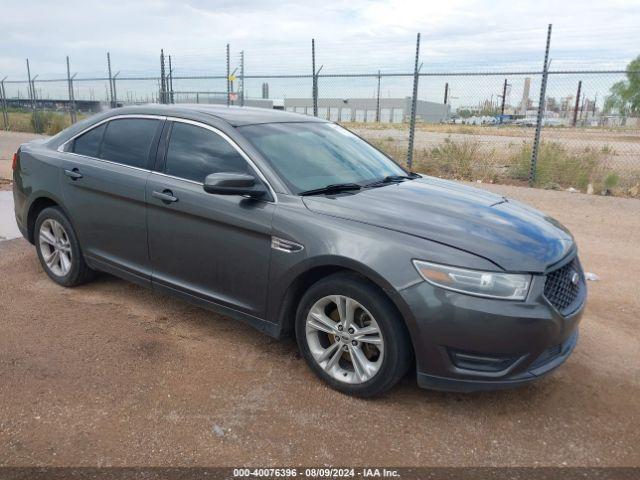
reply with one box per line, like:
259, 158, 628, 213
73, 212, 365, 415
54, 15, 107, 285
38, 218, 73, 277
305, 295, 384, 384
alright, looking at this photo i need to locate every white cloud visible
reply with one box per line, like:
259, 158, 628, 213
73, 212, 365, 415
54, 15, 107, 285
0, 0, 638, 104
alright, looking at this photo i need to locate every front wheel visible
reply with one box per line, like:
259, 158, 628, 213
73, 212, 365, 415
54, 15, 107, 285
295, 273, 412, 397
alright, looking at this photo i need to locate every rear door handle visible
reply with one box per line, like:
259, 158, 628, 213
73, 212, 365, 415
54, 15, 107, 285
64, 168, 83, 180
152, 189, 178, 203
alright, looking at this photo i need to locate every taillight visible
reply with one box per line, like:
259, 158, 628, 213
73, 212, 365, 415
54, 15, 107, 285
12, 151, 19, 171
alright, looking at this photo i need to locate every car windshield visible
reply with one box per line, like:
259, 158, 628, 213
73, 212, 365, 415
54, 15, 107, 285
238, 122, 407, 194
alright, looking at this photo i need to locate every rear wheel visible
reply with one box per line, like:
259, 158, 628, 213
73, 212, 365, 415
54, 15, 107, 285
35, 207, 94, 287
295, 273, 412, 397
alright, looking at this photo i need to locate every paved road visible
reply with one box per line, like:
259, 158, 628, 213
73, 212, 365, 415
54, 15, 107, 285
0, 191, 20, 241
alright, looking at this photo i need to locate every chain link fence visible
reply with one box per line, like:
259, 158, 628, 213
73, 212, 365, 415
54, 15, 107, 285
1, 29, 639, 197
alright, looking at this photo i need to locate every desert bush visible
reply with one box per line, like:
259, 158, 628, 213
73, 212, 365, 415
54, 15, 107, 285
421, 138, 478, 179
31, 111, 71, 135
6, 110, 71, 135
413, 138, 502, 182
44, 113, 70, 135
7, 111, 34, 132
508, 141, 620, 193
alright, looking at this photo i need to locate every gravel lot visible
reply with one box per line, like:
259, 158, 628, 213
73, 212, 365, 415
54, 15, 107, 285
0, 132, 639, 467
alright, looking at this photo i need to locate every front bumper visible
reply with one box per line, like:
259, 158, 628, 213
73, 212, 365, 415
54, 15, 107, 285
399, 272, 585, 392
416, 330, 578, 392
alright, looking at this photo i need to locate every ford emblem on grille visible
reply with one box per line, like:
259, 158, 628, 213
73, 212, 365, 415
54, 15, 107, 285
570, 272, 580, 285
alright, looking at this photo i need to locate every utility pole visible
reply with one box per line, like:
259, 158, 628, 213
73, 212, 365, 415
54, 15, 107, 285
406, 33, 421, 169
375, 70, 381, 123
529, 24, 552, 186
572, 80, 582, 127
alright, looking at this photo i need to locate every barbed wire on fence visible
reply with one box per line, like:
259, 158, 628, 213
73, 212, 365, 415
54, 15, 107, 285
1, 25, 638, 197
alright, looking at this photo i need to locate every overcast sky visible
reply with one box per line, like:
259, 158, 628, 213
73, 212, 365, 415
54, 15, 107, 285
2, 0, 640, 79
1, 0, 639, 108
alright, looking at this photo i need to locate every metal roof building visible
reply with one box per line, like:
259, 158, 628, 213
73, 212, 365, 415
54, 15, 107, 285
283, 97, 450, 123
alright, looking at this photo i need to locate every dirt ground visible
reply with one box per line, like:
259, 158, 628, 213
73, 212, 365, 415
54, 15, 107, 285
0, 131, 46, 181
1, 174, 639, 467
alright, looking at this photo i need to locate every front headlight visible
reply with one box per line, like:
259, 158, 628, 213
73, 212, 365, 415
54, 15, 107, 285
412, 260, 531, 300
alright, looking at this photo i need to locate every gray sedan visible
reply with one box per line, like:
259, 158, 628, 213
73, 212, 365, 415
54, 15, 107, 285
12, 105, 585, 396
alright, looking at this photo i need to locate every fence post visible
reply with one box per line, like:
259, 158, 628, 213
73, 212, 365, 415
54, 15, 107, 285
107, 52, 115, 108
160, 49, 166, 104
66, 56, 77, 124
312, 39, 318, 117
443, 82, 449, 105
572, 80, 582, 126
26, 59, 39, 133
0, 77, 9, 130
500, 78, 507, 117
226, 44, 231, 107
168, 55, 174, 104
375, 70, 381, 123
529, 24, 552, 186
113, 71, 120, 107
239, 50, 245, 107
406, 33, 421, 169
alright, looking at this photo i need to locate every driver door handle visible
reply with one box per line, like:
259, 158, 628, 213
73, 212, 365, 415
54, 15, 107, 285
64, 168, 83, 180
152, 189, 178, 203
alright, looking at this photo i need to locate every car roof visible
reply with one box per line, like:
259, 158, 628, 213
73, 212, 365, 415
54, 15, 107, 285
107, 104, 328, 127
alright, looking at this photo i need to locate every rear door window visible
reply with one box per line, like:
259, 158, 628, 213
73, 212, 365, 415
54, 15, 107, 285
164, 122, 250, 183
99, 118, 160, 169
72, 123, 106, 157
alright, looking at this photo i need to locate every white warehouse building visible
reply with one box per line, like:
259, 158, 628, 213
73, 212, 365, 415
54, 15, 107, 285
283, 97, 450, 123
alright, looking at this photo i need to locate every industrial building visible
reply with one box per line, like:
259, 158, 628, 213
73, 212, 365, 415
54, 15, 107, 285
283, 97, 450, 123
174, 95, 274, 109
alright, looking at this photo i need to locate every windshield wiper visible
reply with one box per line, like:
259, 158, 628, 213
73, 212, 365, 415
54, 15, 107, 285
365, 173, 420, 188
299, 183, 362, 196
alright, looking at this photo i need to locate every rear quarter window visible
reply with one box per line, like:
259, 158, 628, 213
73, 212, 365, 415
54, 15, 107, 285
99, 118, 160, 169
72, 123, 106, 157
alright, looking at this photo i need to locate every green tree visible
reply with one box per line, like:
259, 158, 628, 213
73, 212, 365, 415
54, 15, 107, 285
604, 55, 640, 116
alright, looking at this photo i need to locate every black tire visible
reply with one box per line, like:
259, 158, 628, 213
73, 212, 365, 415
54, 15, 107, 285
34, 206, 95, 287
295, 272, 412, 397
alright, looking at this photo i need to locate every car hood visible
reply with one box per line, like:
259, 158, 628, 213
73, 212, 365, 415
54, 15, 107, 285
302, 177, 575, 273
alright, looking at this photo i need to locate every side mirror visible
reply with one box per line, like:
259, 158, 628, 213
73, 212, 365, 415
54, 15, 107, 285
203, 172, 266, 198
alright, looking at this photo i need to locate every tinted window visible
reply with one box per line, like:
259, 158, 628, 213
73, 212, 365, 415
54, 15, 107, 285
100, 119, 159, 168
164, 122, 249, 182
72, 123, 106, 157
238, 122, 405, 193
